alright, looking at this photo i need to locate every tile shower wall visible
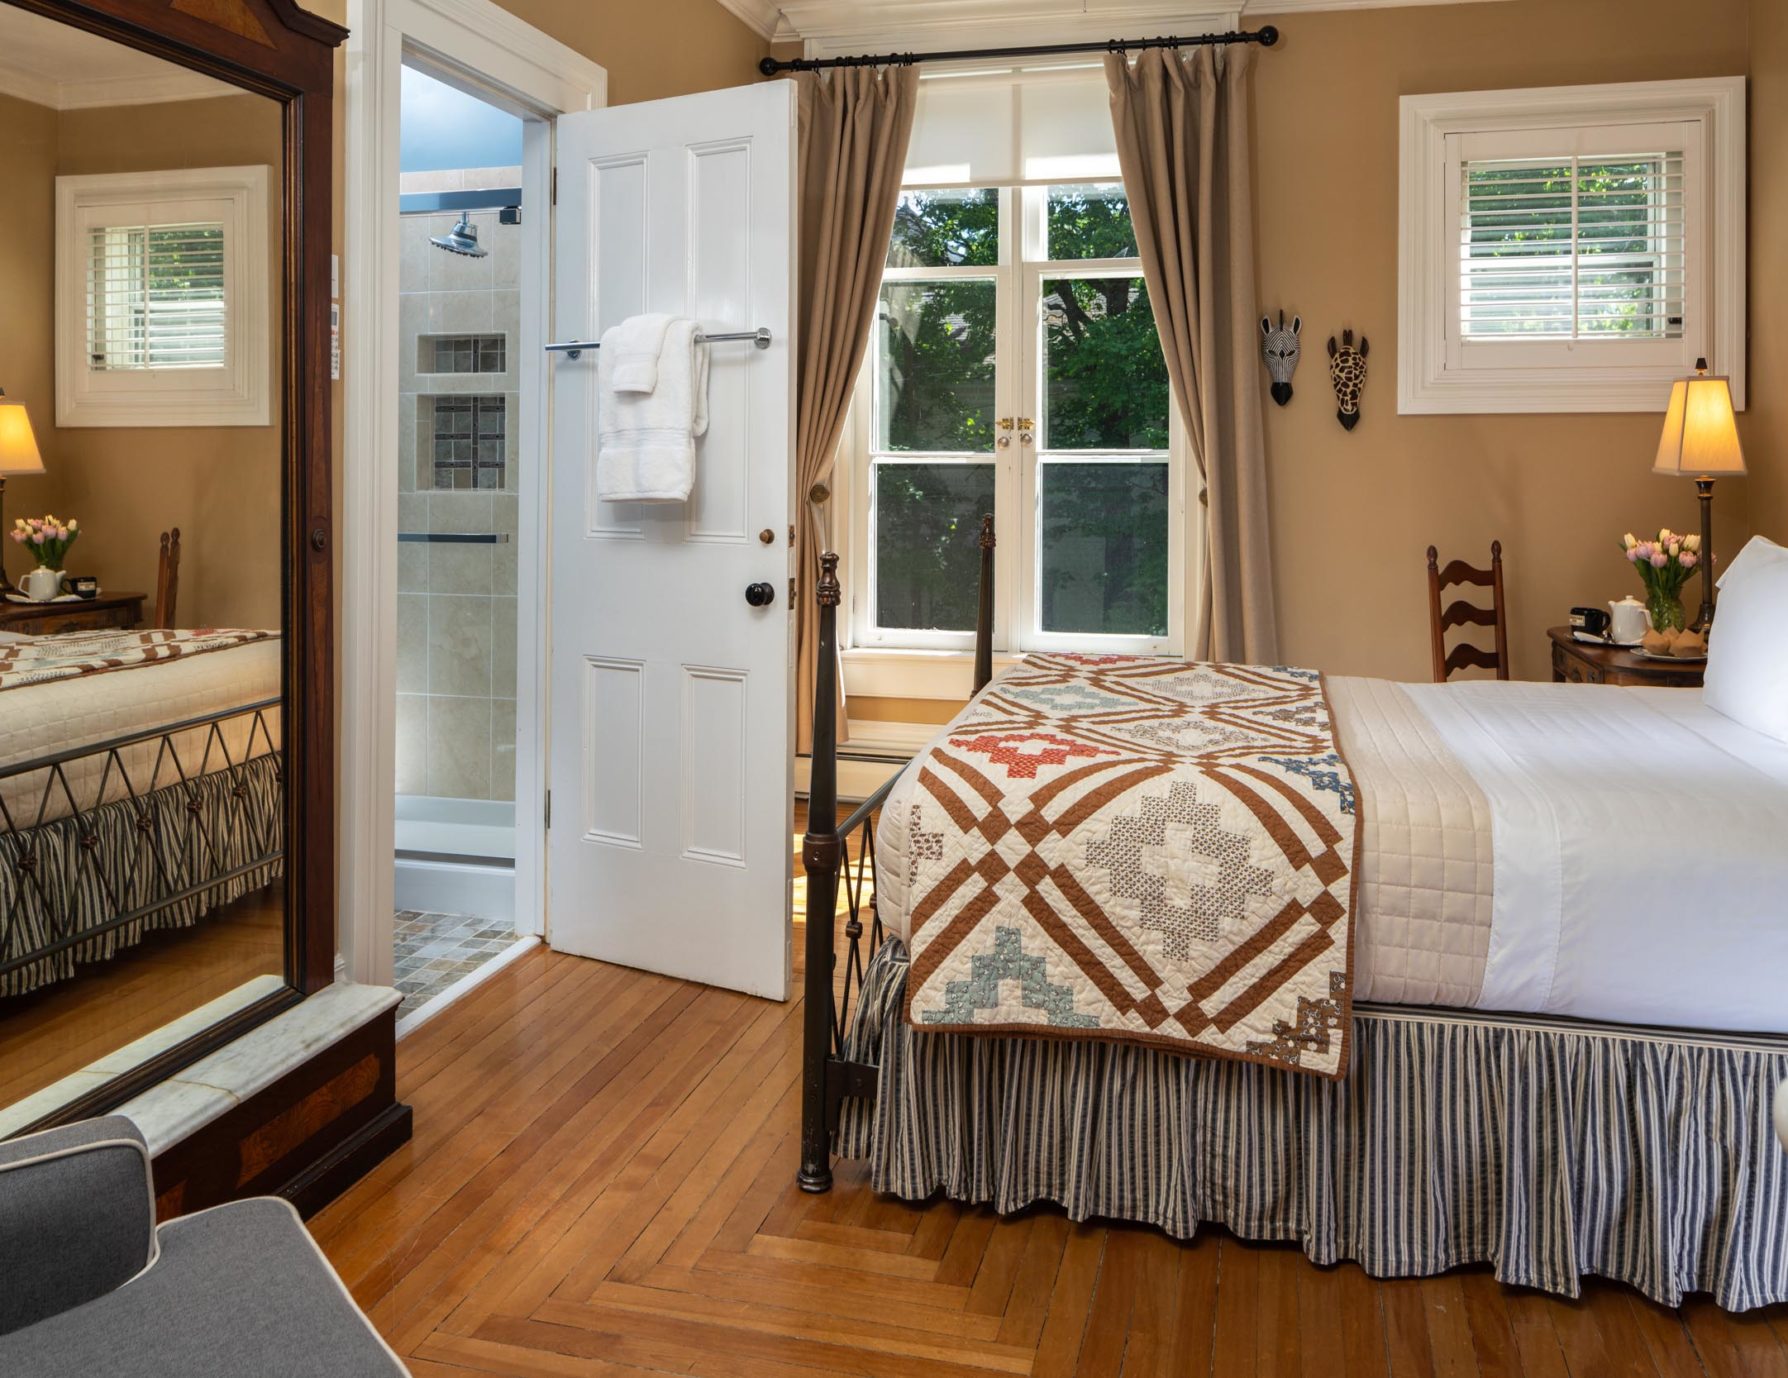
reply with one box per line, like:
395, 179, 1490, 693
395, 194, 521, 804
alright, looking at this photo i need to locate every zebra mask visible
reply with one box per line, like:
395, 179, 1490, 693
1259, 312, 1301, 406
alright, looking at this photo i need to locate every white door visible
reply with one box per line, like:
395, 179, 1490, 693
547, 80, 797, 999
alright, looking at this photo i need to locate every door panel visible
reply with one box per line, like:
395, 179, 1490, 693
549, 80, 797, 999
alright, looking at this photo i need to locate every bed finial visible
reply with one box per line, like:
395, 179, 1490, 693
817, 551, 841, 607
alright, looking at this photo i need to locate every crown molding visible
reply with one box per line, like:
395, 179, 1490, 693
1241, 0, 1508, 11
710, 0, 784, 41
0, 64, 232, 110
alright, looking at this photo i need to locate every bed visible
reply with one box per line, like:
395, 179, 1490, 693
0, 627, 284, 998
798, 526, 1788, 1311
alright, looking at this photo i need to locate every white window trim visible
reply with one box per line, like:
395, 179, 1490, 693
55, 165, 271, 428
844, 183, 1185, 664
1397, 76, 1745, 415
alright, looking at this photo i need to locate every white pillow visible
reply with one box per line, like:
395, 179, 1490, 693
1703, 536, 1788, 743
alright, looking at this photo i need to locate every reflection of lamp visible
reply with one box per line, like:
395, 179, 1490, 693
0, 389, 45, 597
1654, 358, 1746, 631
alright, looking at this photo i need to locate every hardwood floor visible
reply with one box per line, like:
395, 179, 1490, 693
311, 890, 1788, 1378
0, 886, 283, 1107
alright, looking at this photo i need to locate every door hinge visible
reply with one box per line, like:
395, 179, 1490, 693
551, 167, 558, 206
789, 576, 797, 606
544, 790, 552, 829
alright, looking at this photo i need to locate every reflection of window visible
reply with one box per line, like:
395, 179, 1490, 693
56, 166, 271, 427
1399, 79, 1744, 414
429, 395, 506, 490
854, 182, 1179, 653
87, 224, 227, 371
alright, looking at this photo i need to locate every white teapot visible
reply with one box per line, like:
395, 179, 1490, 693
1608, 595, 1649, 645
21, 567, 63, 602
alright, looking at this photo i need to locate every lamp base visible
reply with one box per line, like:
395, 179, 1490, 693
1693, 477, 1716, 633
0, 476, 12, 597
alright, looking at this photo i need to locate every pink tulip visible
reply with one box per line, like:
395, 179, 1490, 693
8, 531, 22, 543
1649, 550, 1669, 568
1680, 551, 1699, 567
1626, 547, 1640, 562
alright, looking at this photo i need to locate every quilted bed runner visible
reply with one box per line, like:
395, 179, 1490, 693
0, 627, 272, 691
903, 655, 1361, 1078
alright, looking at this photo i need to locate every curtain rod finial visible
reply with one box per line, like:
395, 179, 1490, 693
758, 56, 779, 76
1258, 24, 1279, 46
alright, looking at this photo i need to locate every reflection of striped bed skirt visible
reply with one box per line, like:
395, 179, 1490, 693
838, 939, 1788, 1311
0, 755, 284, 998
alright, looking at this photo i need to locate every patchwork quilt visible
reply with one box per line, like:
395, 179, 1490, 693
0, 627, 274, 692
901, 655, 1361, 1078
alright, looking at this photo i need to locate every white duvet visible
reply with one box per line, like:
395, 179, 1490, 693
1404, 680, 1788, 1033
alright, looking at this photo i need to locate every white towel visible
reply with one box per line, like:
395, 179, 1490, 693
596, 315, 709, 503
605, 313, 674, 394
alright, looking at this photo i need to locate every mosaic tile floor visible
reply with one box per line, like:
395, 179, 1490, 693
395, 910, 519, 1016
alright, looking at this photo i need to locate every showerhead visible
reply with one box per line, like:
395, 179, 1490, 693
429, 212, 488, 258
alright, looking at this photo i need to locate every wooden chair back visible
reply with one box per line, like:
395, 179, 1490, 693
154, 528, 181, 630
1426, 541, 1508, 682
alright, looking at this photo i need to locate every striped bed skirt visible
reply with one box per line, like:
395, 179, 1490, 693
0, 754, 284, 998
837, 939, 1788, 1311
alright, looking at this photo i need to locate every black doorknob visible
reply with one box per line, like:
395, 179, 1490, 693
745, 581, 776, 608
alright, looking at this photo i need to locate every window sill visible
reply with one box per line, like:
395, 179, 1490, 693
842, 646, 1022, 701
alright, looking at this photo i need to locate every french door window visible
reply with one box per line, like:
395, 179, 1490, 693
851, 181, 1182, 655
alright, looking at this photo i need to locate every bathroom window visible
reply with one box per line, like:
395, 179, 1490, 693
430, 394, 506, 489
421, 333, 506, 375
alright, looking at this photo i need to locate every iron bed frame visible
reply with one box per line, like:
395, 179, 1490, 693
799, 517, 996, 1192
0, 697, 285, 994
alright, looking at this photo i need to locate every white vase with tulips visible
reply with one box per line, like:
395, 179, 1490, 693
1620, 528, 1699, 632
11, 515, 79, 602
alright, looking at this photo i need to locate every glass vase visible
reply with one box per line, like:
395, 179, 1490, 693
1646, 588, 1686, 633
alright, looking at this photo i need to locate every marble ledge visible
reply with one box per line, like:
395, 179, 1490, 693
119, 981, 402, 1157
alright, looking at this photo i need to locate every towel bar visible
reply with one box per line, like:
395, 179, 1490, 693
545, 327, 772, 361
397, 532, 511, 544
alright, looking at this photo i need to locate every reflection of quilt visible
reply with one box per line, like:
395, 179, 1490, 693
901, 655, 1360, 1079
0, 628, 273, 691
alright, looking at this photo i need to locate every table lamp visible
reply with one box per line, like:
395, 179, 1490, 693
1653, 358, 1745, 631
0, 388, 46, 597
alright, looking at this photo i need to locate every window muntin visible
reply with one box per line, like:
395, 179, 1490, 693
859, 181, 1180, 653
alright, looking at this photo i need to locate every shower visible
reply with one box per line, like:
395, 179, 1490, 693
429, 211, 487, 257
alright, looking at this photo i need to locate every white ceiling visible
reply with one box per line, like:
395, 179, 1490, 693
0, 3, 235, 111
717, 0, 1509, 49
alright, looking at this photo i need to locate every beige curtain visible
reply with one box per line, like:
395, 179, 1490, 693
794, 66, 919, 753
1105, 47, 1278, 663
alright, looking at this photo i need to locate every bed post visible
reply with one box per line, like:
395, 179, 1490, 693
974, 513, 995, 695
799, 551, 843, 1193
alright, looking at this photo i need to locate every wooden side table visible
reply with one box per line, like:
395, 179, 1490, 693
0, 592, 146, 636
1547, 625, 1703, 689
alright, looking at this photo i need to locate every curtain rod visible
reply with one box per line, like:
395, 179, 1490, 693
757, 25, 1279, 76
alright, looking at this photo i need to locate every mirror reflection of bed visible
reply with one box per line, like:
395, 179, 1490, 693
0, 0, 287, 1134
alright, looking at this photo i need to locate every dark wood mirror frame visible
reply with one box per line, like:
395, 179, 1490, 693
5, 0, 345, 1133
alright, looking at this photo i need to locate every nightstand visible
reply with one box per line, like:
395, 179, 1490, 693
0, 592, 146, 636
1547, 625, 1704, 688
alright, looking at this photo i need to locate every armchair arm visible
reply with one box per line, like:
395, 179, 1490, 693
0, 1116, 157, 1337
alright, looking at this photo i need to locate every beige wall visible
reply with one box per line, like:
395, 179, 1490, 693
2, 92, 287, 630
1744, 0, 1788, 541
1253, 0, 1752, 684
0, 93, 59, 571
54, 95, 286, 630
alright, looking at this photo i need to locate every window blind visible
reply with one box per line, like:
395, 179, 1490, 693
86, 222, 228, 371
1457, 152, 1685, 340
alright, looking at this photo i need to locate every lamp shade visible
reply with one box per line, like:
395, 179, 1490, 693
1654, 361, 1746, 478
0, 389, 44, 478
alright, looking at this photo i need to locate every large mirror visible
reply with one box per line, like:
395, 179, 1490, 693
0, 0, 326, 1135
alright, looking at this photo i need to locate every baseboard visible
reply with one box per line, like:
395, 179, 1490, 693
280, 1100, 413, 1218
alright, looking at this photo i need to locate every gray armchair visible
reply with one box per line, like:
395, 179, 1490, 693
0, 1116, 407, 1376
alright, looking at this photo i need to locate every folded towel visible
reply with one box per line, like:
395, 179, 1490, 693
596, 316, 709, 503
605, 312, 676, 394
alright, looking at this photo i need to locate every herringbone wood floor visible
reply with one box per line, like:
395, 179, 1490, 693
312, 820, 1788, 1377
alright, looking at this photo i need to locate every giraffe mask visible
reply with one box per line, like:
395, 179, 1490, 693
1326, 331, 1369, 431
